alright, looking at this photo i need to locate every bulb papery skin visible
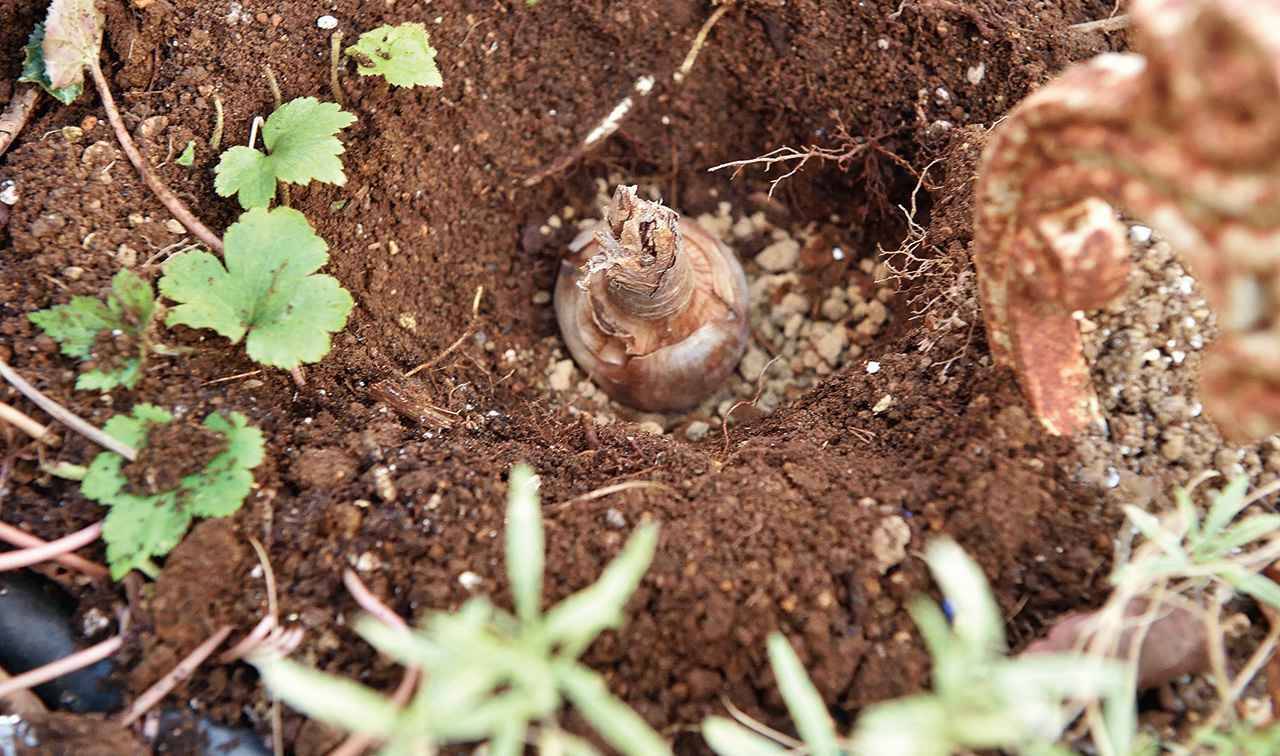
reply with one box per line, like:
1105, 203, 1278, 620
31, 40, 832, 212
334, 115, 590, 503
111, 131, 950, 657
554, 186, 750, 413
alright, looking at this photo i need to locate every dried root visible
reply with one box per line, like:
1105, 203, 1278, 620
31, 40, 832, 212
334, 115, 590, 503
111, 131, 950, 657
973, 0, 1280, 441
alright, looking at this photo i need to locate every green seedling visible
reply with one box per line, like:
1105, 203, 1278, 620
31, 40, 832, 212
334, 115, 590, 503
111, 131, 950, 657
253, 464, 670, 755
345, 23, 443, 88
28, 269, 157, 391
176, 140, 196, 167
158, 206, 354, 371
76, 403, 264, 579
214, 96, 356, 209
703, 539, 1128, 756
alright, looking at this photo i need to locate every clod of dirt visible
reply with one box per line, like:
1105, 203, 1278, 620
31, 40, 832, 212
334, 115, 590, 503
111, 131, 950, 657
290, 447, 359, 489
141, 520, 249, 684
1023, 598, 1209, 690
123, 418, 226, 496
0, 711, 145, 755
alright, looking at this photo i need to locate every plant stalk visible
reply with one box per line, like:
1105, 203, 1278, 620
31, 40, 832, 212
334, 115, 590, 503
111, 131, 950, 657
87, 62, 224, 253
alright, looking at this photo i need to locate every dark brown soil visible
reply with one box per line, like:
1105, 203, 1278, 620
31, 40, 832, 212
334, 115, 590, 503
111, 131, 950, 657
1, 0, 1134, 751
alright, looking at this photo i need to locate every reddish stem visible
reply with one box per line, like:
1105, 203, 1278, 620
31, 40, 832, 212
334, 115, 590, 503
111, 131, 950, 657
0, 521, 104, 574
87, 62, 224, 254
117, 624, 233, 727
0, 626, 124, 701
0, 520, 109, 579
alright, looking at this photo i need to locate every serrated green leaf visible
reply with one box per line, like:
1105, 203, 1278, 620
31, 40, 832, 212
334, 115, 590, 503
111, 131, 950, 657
766, 634, 839, 756
176, 140, 196, 167
556, 663, 671, 756
158, 207, 354, 370
346, 23, 443, 88
101, 496, 191, 580
80, 404, 264, 579
28, 269, 157, 391
18, 24, 83, 104
543, 522, 659, 655
41, 0, 103, 91
506, 464, 544, 624
702, 717, 790, 756
213, 97, 355, 209
213, 146, 275, 209
29, 296, 114, 358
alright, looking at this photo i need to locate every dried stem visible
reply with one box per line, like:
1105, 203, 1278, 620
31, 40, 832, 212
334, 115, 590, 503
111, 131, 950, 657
973, 0, 1280, 441
0, 664, 48, 717
330, 570, 419, 756
0, 401, 59, 446
523, 76, 655, 187
210, 94, 224, 151
1069, 14, 1130, 33
554, 480, 676, 511
0, 359, 137, 460
0, 614, 126, 702
674, 4, 731, 83
330, 31, 346, 107
0, 521, 109, 579
0, 86, 40, 159
87, 62, 223, 253
264, 66, 283, 109
117, 625, 233, 727
0, 521, 103, 573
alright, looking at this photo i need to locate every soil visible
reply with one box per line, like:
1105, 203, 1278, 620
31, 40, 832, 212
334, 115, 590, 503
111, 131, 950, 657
5, 0, 1262, 753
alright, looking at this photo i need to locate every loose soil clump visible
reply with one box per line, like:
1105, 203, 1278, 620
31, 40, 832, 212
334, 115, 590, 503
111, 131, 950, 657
7, 0, 1242, 752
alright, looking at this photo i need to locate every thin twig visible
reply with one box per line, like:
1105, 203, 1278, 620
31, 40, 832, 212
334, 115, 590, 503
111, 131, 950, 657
0, 86, 40, 158
202, 369, 263, 386
674, 4, 732, 83
523, 76, 656, 187
0, 401, 59, 446
0, 521, 109, 579
0, 615, 126, 701
330, 31, 346, 107
0, 522, 103, 573
87, 62, 224, 253
264, 66, 283, 110
118, 624, 233, 727
210, 94, 224, 151
1069, 14, 1130, 34
0, 359, 137, 460
554, 480, 676, 510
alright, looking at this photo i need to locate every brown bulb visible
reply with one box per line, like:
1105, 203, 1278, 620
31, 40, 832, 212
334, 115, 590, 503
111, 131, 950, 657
554, 185, 750, 412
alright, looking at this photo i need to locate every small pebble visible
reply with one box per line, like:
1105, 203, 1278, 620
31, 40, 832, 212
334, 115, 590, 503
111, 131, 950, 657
1128, 225, 1153, 244
685, 421, 710, 442
533, 291, 551, 305
317, 14, 338, 29
604, 508, 627, 529
755, 239, 799, 272
548, 359, 574, 392
866, 361, 881, 374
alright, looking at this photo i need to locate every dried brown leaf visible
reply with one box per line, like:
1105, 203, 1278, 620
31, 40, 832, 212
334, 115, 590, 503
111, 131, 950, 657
41, 0, 104, 90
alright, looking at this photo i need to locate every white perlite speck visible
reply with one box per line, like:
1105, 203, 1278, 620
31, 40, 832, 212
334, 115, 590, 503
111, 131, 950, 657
317, 14, 338, 29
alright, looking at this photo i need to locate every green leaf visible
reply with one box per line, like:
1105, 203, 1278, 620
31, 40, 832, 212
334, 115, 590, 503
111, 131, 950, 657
39, 0, 103, 92
213, 97, 356, 209
701, 717, 790, 756
158, 207, 355, 370
1198, 514, 1280, 560
176, 140, 196, 167
923, 538, 1005, 656
544, 522, 659, 655
506, 464, 544, 624
1222, 566, 1280, 612
556, 663, 672, 756
850, 695, 951, 756
80, 404, 264, 579
28, 269, 157, 391
253, 656, 399, 737
1123, 505, 1186, 560
18, 24, 83, 104
346, 23, 443, 88
766, 634, 838, 756
1201, 476, 1253, 543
